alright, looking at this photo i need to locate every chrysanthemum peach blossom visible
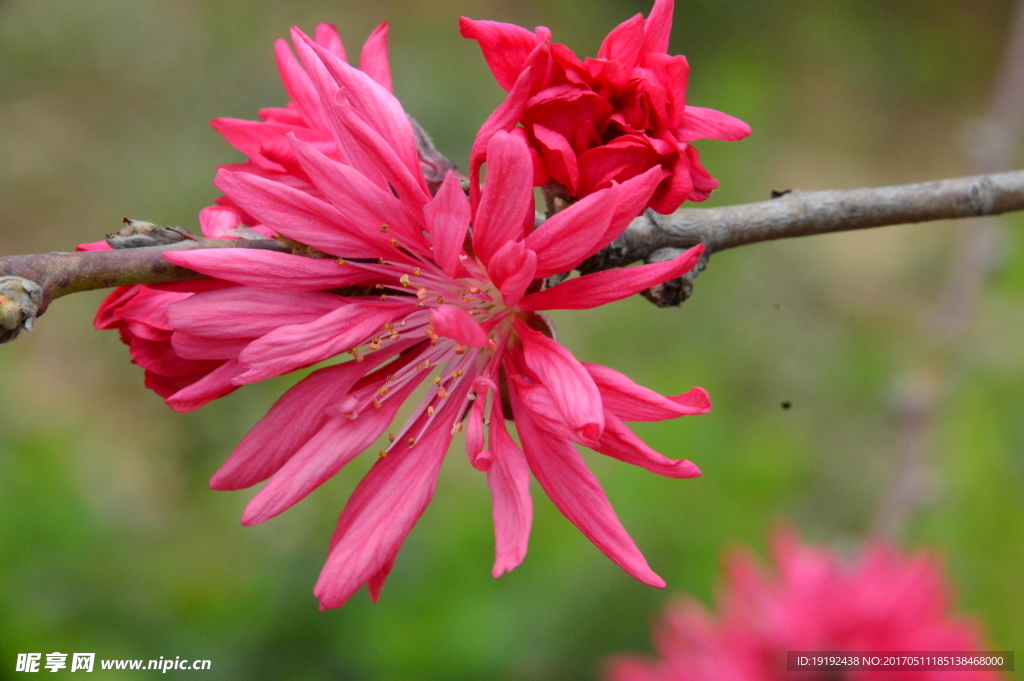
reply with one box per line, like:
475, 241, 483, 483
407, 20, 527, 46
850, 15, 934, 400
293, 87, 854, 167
608, 528, 1007, 681
153, 27, 711, 608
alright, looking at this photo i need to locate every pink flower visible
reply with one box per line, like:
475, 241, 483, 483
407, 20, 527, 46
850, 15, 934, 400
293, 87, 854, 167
461, 0, 750, 214
158, 29, 711, 609
607, 527, 1007, 681
87, 23, 394, 407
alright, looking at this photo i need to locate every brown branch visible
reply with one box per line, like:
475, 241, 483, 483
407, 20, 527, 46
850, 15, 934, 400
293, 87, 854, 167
3, 167, 1024, 341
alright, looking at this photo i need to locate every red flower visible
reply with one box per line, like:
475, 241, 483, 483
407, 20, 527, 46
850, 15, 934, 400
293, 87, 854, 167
461, 0, 750, 214
607, 527, 1007, 681
157, 30, 711, 608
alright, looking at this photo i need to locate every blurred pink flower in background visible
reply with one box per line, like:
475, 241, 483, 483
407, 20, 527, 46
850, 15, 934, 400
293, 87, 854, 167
162, 27, 711, 608
461, 0, 750, 213
607, 527, 1007, 681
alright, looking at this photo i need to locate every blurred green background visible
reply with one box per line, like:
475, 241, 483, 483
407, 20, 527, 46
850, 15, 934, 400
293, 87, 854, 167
1, 0, 1022, 678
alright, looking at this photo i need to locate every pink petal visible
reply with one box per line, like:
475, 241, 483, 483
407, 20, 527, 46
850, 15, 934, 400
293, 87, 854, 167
77, 240, 112, 252
486, 239, 538, 307
595, 410, 701, 478
465, 392, 491, 472
584, 362, 711, 420
287, 134, 430, 255
683, 144, 718, 202
210, 345, 413, 491
424, 170, 472, 278
210, 118, 325, 170
487, 414, 532, 577
198, 205, 243, 239
165, 359, 245, 412
459, 17, 544, 91
164, 249, 372, 291
598, 13, 645, 71
469, 64, 538, 208
167, 288, 346, 339
648, 148, 694, 214
314, 23, 347, 62
116, 288, 192, 331
94, 286, 140, 329
646, 52, 690, 128
516, 244, 703, 311
274, 37, 328, 132
509, 381, 665, 588
513, 317, 604, 441
359, 22, 393, 93
171, 333, 251, 361
524, 184, 617, 278
532, 123, 579, 194
640, 0, 674, 57
430, 305, 490, 348
128, 335, 220, 378
242, 368, 428, 525
676, 106, 751, 142
214, 169, 381, 258
581, 166, 667, 261
305, 39, 426, 199
236, 300, 416, 383
472, 131, 535, 265
314, 379, 471, 608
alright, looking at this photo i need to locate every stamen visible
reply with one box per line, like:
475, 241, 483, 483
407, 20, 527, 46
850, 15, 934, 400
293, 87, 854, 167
380, 294, 388, 301
399, 274, 411, 287
469, 287, 481, 294
413, 268, 421, 276
380, 224, 388, 233
436, 295, 445, 304
391, 237, 399, 247
451, 422, 463, 435
388, 433, 396, 443
416, 288, 428, 300
427, 405, 434, 416
434, 377, 442, 385
375, 284, 384, 289
407, 437, 416, 447
438, 386, 449, 399
378, 387, 389, 396
337, 257, 346, 265
378, 449, 388, 457
454, 345, 466, 355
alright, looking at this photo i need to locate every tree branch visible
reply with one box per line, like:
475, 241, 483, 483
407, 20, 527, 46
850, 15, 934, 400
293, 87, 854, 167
3, 168, 1024, 341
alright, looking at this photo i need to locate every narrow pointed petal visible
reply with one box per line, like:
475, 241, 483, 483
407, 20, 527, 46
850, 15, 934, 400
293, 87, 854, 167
242, 369, 427, 525
424, 170, 472, 278
487, 415, 532, 577
598, 13, 645, 70
459, 17, 543, 91
211, 346, 411, 491
584, 362, 711, 420
465, 392, 491, 471
586, 166, 666, 259
469, 65, 536, 207
275, 38, 328, 131
676, 105, 752, 142
215, 169, 381, 258
166, 359, 245, 412
129, 335, 221, 378
94, 286, 140, 329
532, 124, 579, 194
359, 22, 393, 93
510, 383, 665, 588
595, 410, 701, 478
164, 249, 373, 291
314, 23, 347, 61
167, 288, 345, 339
516, 244, 703, 312
640, 0, 674, 57
513, 317, 604, 441
525, 184, 617, 278
171, 333, 251, 360
431, 305, 490, 348
314, 380, 471, 608
472, 131, 535, 265
236, 300, 417, 384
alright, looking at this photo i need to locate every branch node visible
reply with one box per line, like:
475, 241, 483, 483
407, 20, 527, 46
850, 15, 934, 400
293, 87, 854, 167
107, 219, 198, 249
640, 248, 710, 307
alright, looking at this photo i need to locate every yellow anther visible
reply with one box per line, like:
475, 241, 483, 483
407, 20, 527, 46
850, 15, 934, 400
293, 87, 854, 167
436, 295, 445, 304
434, 377, 442, 385
454, 345, 466, 355
378, 258, 387, 265
380, 224, 388, 233
337, 257, 346, 265
438, 386, 449, 399
413, 268, 421, 276
387, 374, 396, 382
451, 422, 463, 435
390, 333, 400, 341
378, 387, 389, 396
384, 323, 394, 330
375, 283, 384, 289
462, 296, 471, 303
427, 406, 435, 416
399, 274, 411, 287
380, 294, 388, 301
424, 359, 432, 367
391, 237, 399, 246
369, 341, 380, 351
378, 449, 388, 457
407, 437, 416, 447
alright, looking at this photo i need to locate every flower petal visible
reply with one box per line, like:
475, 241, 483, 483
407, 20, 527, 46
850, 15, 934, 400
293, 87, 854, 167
517, 244, 703, 312
473, 131, 535, 265
598, 13, 645, 71
210, 344, 413, 491
236, 299, 416, 384
487, 414, 532, 577
314, 23, 347, 62
431, 304, 490, 348
164, 249, 372, 292
424, 170, 472, 278
532, 123, 579, 194
676, 105, 751, 143
525, 183, 617, 278
166, 288, 345, 339
510, 381, 664, 588
165, 359, 246, 412
513, 317, 604, 441
314, 379, 471, 608
584, 362, 711, 420
359, 22, 393, 93
459, 17, 544, 91
640, 0, 674, 57
274, 37, 328, 132
595, 410, 701, 478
